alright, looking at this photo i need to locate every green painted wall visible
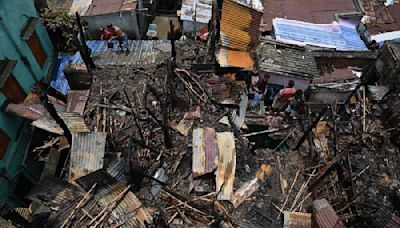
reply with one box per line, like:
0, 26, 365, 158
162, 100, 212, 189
0, 0, 54, 206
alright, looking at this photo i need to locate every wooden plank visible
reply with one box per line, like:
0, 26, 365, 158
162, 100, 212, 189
41, 147, 61, 179
216, 132, 236, 200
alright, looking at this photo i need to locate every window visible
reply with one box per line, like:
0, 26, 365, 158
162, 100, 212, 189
21, 17, 47, 68
27, 32, 47, 68
0, 60, 26, 103
0, 128, 10, 159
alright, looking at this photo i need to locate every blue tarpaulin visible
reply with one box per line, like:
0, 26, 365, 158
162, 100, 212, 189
50, 56, 72, 95
273, 18, 368, 51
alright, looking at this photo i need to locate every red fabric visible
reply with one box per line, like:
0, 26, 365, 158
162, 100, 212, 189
277, 88, 296, 103
102, 29, 112, 40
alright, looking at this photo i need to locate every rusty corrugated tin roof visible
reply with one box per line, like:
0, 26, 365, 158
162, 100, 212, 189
192, 128, 219, 177
220, 0, 263, 52
69, 132, 107, 180
216, 132, 236, 200
58, 112, 90, 133
66, 90, 90, 116
283, 211, 312, 228
215, 48, 254, 69
313, 198, 345, 228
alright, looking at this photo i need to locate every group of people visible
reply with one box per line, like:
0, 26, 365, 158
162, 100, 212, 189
100, 24, 130, 54
250, 75, 304, 118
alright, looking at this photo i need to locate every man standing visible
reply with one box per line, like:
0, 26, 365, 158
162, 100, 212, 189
272, 80, 296, 111
107, 24, 129, 54
251, 75, 268, 110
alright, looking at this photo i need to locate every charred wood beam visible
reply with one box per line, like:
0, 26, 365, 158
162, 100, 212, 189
310, 150, 349, 188
295, 106, 329, 150
130, 137, 159, 154
123, 87, 144, 141
162, 59, 173, 149
169, 21, 176, 59
75, 12, 95, 69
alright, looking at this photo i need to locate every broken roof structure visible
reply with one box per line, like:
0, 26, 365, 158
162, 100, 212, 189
273, 18, 368, 51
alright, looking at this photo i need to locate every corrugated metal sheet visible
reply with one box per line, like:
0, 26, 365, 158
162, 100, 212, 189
69, 132, 107, 180
283, 211, 312, 228
75, 169, 119, 194
313, 198, 345, 228
215, 48, 254, 69
31, 118, 64, 135
273, 18, 368, 51
0, 217, 15, 228
368, 85, 389, 101
220, 0, 263, 51
371, 208, 400, 228
66, 90, 90, 115
71, 40, 171, 66
216, 132, 236, 200
75, 170, 152, 228
181, 0, 213, 24
371, 30, 400, 45
192, 128, 219, 177
58, 112, 90, 133
26, 176, 83, 207
15, 208, 32, 223
48, 95, 67, 113
107, 159, 130, 184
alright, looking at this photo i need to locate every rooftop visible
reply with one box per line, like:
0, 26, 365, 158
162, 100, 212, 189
257, 40, 319, 79
361, 0, 400, 34
68, 0, 137, 16
273, 18, 368, 51
262, 0, 358, 31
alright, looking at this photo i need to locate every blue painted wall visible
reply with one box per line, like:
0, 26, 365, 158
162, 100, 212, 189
0, 0, 54, 206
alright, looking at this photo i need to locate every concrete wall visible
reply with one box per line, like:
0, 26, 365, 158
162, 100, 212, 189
0, 0, 53, 206
83, 12, 140, 39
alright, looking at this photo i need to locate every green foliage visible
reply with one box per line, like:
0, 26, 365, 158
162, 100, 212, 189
40, 7, 77, 51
